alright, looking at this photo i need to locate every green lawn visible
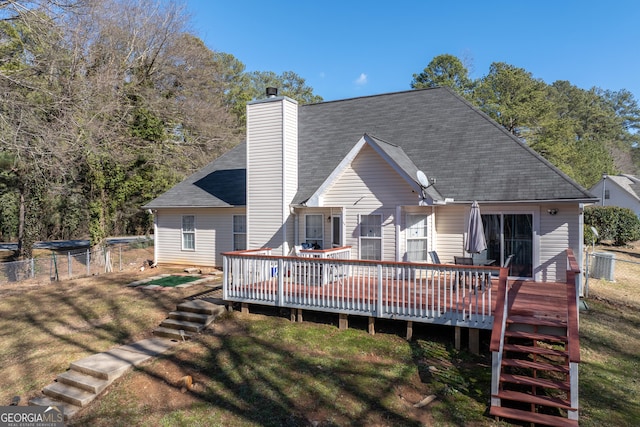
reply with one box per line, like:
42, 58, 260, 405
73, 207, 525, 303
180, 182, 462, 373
146, 275, 201, 287
0, 253, 637, 426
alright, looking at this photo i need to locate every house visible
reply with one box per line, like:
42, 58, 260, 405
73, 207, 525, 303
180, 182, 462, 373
143, 87, 596, 284
589, 174, 640, 217
145, 87, 590, 425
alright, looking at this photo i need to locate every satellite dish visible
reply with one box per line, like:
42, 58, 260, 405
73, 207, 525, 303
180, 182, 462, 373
417, 170, 430, 188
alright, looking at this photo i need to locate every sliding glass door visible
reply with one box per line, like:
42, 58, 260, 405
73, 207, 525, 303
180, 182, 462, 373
482, 213, 533, 278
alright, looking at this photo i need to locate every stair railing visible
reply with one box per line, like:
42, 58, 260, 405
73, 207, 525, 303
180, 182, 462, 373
489, 266, 510, 407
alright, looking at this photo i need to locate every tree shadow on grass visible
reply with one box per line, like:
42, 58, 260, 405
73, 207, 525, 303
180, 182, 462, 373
0, 270, 198, 407
72, 312, 427, 427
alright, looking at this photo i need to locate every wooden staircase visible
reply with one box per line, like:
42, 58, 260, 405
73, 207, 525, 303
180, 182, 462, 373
489, 250, 581, 426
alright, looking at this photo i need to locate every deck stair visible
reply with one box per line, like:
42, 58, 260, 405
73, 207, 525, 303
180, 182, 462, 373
490, 252, 581, 426
490, 291, 580, 426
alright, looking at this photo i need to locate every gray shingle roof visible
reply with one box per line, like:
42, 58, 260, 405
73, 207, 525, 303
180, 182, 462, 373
598, 174, 640, 202
142, 143, 246, 209
144, 87, 596, 209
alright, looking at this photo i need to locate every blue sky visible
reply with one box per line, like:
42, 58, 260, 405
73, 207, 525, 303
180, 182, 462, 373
185, 0, 640, 102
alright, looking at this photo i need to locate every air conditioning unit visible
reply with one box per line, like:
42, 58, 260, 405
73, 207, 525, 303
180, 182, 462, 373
590, 252, 615, 281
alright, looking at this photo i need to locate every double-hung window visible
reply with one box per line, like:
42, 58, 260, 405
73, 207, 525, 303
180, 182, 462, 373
406, 214, 428, 262
233, 215, 246, 251
181, 215, 195, 250
305, 214, 323, 249
360, 214, 382, 260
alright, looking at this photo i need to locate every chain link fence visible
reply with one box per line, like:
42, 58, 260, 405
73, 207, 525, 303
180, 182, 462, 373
0, 243, 154, 286
584, 250, 640, 297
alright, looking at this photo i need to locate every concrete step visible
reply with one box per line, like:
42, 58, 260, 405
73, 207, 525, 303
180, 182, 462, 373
169, 310, 215, 326
160, 318, 204, 332
57, 369, 111, 394
177, 299, 226, 316
29, 395, 81, 421
43, 381, 96, 407
70, 348, 154, 381
153, 326, 193, 340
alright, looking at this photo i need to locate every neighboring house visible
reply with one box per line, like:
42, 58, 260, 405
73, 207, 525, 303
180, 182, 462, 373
143, 87, 597, 283
589, 174, 640, 217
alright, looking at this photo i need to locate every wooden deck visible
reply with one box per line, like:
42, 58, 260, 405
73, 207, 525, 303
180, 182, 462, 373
507, 280, 569, 320
223, 248, 582, 425
228, 277, 570, 323
222, 249, 576, 334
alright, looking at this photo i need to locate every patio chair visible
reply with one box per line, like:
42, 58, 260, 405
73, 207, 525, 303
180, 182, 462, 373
488, 254, 514, 282
503, 254, 514, 269
428, 251, 441, 264
453, 256, 473, 290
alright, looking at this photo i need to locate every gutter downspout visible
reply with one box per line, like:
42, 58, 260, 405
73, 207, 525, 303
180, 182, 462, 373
290, 205, 298, 251
396, 205, 401, 262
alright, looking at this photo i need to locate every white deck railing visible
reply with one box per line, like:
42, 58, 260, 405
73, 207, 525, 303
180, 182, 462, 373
222, 248, 501, 329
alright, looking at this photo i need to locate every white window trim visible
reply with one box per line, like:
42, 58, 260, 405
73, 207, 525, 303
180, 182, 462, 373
359, 213, 383, 260
331, 214, 343, 247
305, 214, 324, 248
232, 214, 246, 251
181, 215, 196, 251
406, 213, 428, 262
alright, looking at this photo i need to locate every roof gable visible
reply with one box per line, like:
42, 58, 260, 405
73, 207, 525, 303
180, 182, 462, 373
305, 134, 443, 207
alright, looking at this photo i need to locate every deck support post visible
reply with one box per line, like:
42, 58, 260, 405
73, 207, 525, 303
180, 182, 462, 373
406, 321, 413, 341
241, 303, 249, 314
469, 328, 480, 355
368, 317, 375, 335
454, 326, 461, 350
290, 308, 296, 322
226, 302, 234, 312
339, 313, 348, 330
297, 309, 303, 323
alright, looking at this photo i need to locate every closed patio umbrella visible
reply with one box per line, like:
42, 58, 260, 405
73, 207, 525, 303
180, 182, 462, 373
465, 201, 487, 254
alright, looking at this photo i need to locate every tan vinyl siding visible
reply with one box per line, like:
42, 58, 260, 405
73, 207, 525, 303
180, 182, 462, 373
155, 208, 245, 267
322, 144, 418, 261
433, 205, 466, 264
539, 204, 578, 282
246, 98, 298, 255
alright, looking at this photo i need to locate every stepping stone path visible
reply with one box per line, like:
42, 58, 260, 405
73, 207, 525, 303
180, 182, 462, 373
29, 297, 226, 420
